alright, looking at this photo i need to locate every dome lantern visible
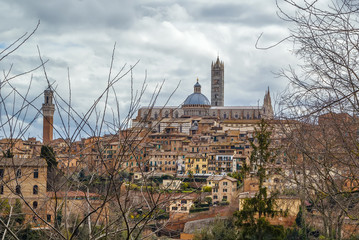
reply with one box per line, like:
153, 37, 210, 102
194, 78, 201, 93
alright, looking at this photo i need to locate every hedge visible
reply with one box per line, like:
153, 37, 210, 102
189, 207, 209, 213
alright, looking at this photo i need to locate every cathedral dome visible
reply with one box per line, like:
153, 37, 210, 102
183, 79, 210, 106
183, 93, 210, 106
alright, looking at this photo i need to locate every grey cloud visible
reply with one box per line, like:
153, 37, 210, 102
0, 0, 303, 138
7, 0, 136, 33
185, 2, 282, 27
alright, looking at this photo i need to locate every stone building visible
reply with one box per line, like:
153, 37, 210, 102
0, 157, 48, 222
206, 175, 238, 204
133, 56, 274, 131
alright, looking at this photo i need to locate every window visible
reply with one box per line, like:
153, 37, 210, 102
213, 195, 218, 199
222, 196, 227, 201
16, 169, 21, 178
172, 207, 178, 211
34, 169, 38, 179
47, 214, 52, 222
181, 207, 187, 211
33, 201, 38, 209
0, 185, 3, 195
181, 200, 187, 204
33, 185, 38, 195
223, 182, 228, 186
223, 189, 227, 192
0, 169, 3, 179
16, 185, 21, 194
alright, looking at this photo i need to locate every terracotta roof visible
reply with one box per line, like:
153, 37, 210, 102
47, 191, 101, 199
0, 157, 47, 167
207, 175, 237, 182
211, 106, 261, 110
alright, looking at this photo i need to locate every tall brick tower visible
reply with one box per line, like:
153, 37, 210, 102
211, 56, 224, 106
42, 87, 55, 145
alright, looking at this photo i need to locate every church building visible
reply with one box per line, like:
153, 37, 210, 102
133, 57, 273, 130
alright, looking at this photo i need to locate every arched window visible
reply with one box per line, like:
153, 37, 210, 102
16, 185, 21, 195
33, 201, 38, 209
154, 112, 158, 119
175, 111, 179, 118
164, 111, 169, 118
33, 185, 38, 195
16, 169, 21, 178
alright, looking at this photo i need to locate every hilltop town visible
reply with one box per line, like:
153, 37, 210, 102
0, 57, 358, 239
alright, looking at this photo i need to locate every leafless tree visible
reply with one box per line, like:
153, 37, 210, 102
0, 22, 188, 240
270, 0, 359, 238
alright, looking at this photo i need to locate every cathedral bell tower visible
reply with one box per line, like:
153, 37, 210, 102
211, 56, 224, 106
42, 87, 55, 145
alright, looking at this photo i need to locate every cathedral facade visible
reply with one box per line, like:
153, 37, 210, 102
133, 57, 273, 129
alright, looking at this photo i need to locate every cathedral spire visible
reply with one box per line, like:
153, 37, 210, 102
262, 87, 273, 119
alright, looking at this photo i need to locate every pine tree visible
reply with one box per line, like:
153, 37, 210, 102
234, 119, 285, 239
40, 146, 57, 168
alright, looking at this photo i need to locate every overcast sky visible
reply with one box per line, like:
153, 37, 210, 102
0, 0, 300, 140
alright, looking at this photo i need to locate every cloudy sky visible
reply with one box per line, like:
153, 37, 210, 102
0, 0, 300, 140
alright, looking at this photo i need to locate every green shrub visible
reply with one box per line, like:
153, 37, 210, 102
205, 196, 212, 205
219, 201, 229, 206
190, 207, 209, 213
181, 182, 189, 190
